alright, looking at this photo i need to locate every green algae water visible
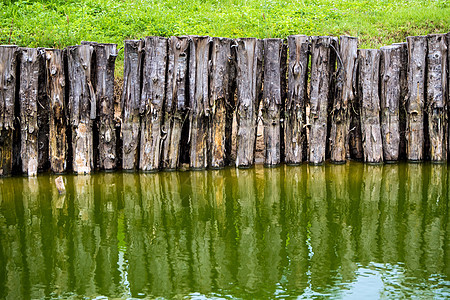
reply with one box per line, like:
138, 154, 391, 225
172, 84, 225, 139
0, 163, 449, 299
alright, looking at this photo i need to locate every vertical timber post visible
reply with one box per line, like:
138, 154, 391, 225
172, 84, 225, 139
140, 36, 167, 172
262, 38, 286, 167
209, 37, 232, 169
121, 40, 143, 170
358, 49, 383, 164
188, 36, 211, 170
45, 49, 67, 173
67, 44, 95, 174
19, 48, 41, 176
0, 45, 18, 176
426, 34, 448, 162
161, 36, 189, 170
235, 38, 263, 168
330, 36, 358, 163
406, 36, 427, 161
308, 36, 332, 165
380, 45, 402, 162
285, 35, 309, 165
393, 42, 408, 160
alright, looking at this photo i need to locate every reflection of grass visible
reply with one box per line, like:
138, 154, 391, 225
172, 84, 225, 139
1, 0, 449, 77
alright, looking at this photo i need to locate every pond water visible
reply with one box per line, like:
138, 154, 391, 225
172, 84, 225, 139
0, 163, 449, 299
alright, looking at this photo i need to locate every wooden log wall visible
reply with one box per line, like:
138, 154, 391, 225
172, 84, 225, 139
0, 31, 449, 177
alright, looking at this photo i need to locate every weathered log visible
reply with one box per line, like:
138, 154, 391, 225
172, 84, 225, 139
161, 36, 189, 170
140, 36, 167, 172
209, 37, 233, 169
37, 49, 49, 172
19, 48, 41, 176
0, 45, 18, 176
235, 38, 263, 168
121, 40, 143, 170
426, 34, 447, 162
358, 49, 383, 163
262, 38, 286, 166
45, 49, 67, 173
380, 44, 402, 162
330, 36, 358, 163
67, 44, 95, 174
92, 43, 118, 170
393, 42, 408, 160
285, 35, 310, 165
406, 36, 427, 161
188, 36, 211, 170
308, 36, 333, 165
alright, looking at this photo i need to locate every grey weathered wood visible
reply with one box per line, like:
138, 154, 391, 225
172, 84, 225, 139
19, 48, 41, 176
393, 42, 408, 160
308, 36, 333, 165
140, 36, 167, 172
0, 45, 18, 176
161, 36, 189, 170
209, 37, 232, 169
358, 49, 383, 163
235, 38, 263, 168
426, 34, 447, 162
45, 49, 67, 173
380, 44, 402, 162
262, 38, 286, 166
406, 36, 427, 161
121, 40, 143, 170
37, 49, 49, 172
330, 36, 358, 163
67, 44, 95, 174
285, 35, 309, 165
188, 36, 210, 170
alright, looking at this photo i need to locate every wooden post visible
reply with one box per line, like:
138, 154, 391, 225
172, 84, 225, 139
406, 36, 427, 161
0, 45, 18, 176
161, 36, 189, 170
262, 38, 286, 167
19, 48, 41, 176
358, 49, 383, 164
121, 40, 143, 170
393, 42, 408, 160
45, 49, 67, 173
67, 44, 95, 174
330, 36, 358, 163
140, 36, 167, 172
37, 48, 49, 172
426, 34, 448, 162
285, 35, 309, 165
308, 36, 333, 165
380, 44, 402, 162
188, 36, 211, 170
209, 37, 233, 169
235, 38, 263, 168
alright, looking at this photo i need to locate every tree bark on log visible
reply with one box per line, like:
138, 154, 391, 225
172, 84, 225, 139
19, 48, 41, 176
140, 36, 167, 172
93, 43, 118, 170
209, 37, 233, 169
380, 45, 402, 162
121, 40, 143, 170
406, 36, 427, 161
330, 36, 358, 163
426, 34, 447, 162
67, 44, 95, 174
37, 48, 49, 172
262, 38, 286, 166
358, 49, 383, 164
0, 45, 18, 176
308, 36, 333, 165
161, 36, 189, 170
45, 49, 67, 173
285, 35, 309, 165
188, 36, 211, 170
235, 38, 263, 168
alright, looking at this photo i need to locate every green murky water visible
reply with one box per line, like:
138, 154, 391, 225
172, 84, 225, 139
0, 163, 449, 299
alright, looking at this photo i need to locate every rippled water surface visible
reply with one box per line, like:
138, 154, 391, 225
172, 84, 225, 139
0, 163, 449, 299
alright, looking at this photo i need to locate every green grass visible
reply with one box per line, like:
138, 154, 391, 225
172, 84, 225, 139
1, 0, 449, 77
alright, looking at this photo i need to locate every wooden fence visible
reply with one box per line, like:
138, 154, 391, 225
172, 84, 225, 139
0, 33, 449, 176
